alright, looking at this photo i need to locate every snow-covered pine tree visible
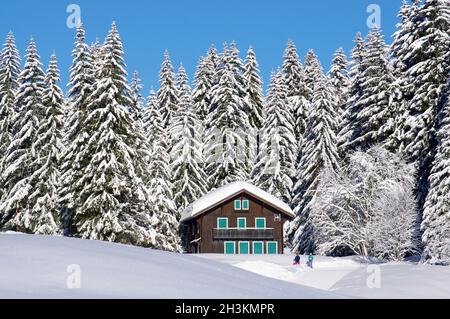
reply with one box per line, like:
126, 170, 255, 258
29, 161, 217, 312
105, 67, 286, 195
252, 70, 296, 203
290, 69, 340, 254
146, 87, 181, 252
157, 50, 179, 130
59, 24, 95, 235
422, 79, 450, 265
205, 45, 251, 188
171, 65, 207, 218
327, 47, 349, 117
193, 57, 213, 124
303, 49, 322, 100
129, 70, 145, 122
346, 27, 395, 152
282, 40, 309, 149
0, 38, 45, 231
143, 89, 159, 155
338, 33, 367, 156
193, 46, 218, 123
27, 54, 65, 235
401, 0, 450, 209
389, 0, 417, 151
72, 22, 153, 246
206, 45, 219, 75
229, 43, 255, 178
0, 32, 20, 205
243, 46, 264, 130
90, 37, 104, 75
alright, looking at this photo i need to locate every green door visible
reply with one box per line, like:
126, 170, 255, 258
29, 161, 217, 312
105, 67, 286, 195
253, 242, 264, 255
267, 242, 278, 254
239, 242, 250, 254
225, 242, 235, 254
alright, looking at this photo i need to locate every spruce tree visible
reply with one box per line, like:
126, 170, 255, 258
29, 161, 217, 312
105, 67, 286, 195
401, 0, 450, 210
328, 47, 349, 116
0, 38, 45, 231
290, 70, 340, 254
252, 70, 296, 203
59, 24, 95, 235
422, 79, 450, 265
389, 0, 417, 150
146, 88, 181, 252
338, 33, 367, 156
129, 70, 144, 122
0, 32, 20, 205
72, 22, 152, 245
243, 46, 264, 131
205, 45, 251, 188
28, 54, 64, 235
143, 90, 159, 155
282, 40, 309, 148
193, 57, 213, 124
157, 50, 179, 130
171, 65, 207, 217
304, 49, 322, 100
347, 28, 395, 152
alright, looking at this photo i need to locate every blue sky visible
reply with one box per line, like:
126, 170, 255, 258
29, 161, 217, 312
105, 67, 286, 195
0, 0, 402, 93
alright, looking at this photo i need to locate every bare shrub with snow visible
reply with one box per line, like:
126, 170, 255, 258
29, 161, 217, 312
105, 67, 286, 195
310, 146, 418, 261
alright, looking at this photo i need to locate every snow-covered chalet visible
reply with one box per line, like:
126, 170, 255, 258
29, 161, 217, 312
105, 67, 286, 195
180, 182, 295, 254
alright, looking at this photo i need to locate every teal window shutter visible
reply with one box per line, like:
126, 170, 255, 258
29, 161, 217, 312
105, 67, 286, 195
242, 199, 250, 210
234, 200, 242, 210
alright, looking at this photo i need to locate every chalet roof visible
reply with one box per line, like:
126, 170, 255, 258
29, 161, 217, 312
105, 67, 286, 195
180, 181, 295, 222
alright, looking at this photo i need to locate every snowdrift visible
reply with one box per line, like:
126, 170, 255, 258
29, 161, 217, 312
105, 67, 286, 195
0, 233, 339, 299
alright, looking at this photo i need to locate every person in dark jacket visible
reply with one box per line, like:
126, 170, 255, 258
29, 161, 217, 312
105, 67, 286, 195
293, 255, 301, 265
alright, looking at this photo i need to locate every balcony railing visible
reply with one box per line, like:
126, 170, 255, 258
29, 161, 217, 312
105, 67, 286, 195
213, 228, 274, 240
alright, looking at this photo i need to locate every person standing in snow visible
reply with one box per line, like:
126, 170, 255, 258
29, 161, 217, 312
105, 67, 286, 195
293, 255, 301, 266
307, 254, 314, 269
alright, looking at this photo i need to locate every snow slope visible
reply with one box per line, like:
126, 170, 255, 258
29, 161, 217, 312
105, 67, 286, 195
0, 233, 339, 299
200, 254, 450, 299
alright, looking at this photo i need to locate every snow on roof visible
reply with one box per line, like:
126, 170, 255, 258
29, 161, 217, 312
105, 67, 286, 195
181, 181, 295, 222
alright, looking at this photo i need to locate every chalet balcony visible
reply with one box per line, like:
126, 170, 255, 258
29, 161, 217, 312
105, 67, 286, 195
213, 228, 274, 240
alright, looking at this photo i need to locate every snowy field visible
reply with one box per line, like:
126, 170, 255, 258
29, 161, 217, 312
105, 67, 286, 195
0, 233, 337, 299
199, 254, 450, 299
1, 233, 449, 299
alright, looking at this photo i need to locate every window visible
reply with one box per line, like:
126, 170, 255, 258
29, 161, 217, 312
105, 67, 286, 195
266, 242, 278, 254
237, 218, 247, 229
253, 242, 264, 255
242, 199, 250, 210
224, 242, 235, 254
255, 218, 266, 229
274, 214, 281, 222
234, 200, 242, 210
217, 218, 228, 229
238, 242, 250, 254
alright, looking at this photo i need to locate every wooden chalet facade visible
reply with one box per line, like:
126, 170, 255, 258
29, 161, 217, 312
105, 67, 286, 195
180, 182, 295, 254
